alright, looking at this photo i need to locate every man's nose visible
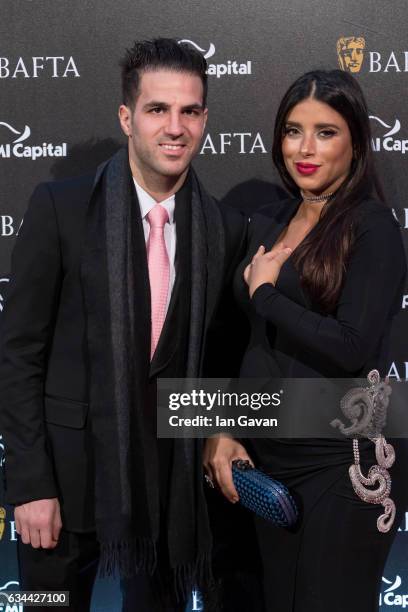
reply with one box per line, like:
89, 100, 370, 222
299, 133, 315, 156
164, 112, 184, 137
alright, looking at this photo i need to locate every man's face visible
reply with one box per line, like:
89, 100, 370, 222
119, 70, 207, 184
340, 40, 364, 73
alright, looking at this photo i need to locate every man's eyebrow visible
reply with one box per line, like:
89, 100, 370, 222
142, 101, 204, 111
182, 103, 205, 111
143, 101, 170, 110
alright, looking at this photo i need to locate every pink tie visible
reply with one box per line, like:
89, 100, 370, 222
147, 204, 170, 359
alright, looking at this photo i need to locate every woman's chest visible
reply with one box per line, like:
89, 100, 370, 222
234, 217, 309, 309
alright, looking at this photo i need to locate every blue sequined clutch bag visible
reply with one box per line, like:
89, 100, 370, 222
232, 459, 298, 527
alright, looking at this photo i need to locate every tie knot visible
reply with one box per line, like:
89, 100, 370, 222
147, 204, 169, 228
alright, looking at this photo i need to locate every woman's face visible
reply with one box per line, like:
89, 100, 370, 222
281, 97, 354, 196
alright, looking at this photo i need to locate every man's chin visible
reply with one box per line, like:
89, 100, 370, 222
156, 160, 191, 178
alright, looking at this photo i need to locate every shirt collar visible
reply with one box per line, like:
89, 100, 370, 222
133, 178, 175, 224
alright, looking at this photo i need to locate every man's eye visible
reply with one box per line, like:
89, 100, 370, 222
184, 109, 200, 116
150, 107, 164, 114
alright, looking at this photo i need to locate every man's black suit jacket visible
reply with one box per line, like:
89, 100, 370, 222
0, 163, 248, 532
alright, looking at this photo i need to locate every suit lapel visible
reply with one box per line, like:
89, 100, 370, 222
83, 153, 151, 379
188, 172, 225, 376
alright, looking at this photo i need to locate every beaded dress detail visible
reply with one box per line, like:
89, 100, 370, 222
331, 370, 395, 533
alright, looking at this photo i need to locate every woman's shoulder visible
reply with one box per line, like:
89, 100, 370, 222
352, 198, 401, 234
354, 197, 398, 221
350, 199, 406, 269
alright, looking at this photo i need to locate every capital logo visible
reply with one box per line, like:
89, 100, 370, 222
0, 582, 18, 592
0, 121, 67, 161
0, 122, 30, 143
337, 36, 365, 73
370, 116, 408, 155
380, 575, 408, 607
0, 581, 22, 612
179, 39, 252, 78
384, 576, 403, 592
0, 278, 10, 313
178, 39, 215, 59
0, 56, 80, 79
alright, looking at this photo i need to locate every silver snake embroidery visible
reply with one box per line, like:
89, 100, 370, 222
331, 370, 395, 533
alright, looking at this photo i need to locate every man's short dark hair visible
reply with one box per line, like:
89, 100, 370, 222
120, 38, 208, 109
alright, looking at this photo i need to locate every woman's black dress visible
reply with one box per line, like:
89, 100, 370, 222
233, 197, 408, 612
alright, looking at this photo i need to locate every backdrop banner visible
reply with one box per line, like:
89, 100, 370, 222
1, 1, 407, 610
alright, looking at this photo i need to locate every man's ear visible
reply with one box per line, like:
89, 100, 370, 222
118, 105, 132, 137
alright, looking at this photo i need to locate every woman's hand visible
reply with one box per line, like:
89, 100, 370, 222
244, 245, 292, 298
203, 434, 254, 503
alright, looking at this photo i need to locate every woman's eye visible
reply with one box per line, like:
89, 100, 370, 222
319, 130, 336, 138
284, 127, 300, 136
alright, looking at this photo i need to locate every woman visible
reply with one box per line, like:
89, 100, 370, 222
204, 70, 408, 611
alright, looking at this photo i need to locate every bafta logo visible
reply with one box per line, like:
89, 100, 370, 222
337, 37, 366, 73
0, 507, 5, 541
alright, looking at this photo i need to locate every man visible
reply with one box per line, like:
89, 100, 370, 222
0, 38, 247, 611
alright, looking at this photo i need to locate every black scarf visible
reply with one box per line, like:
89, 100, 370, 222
80, 147, 225, 599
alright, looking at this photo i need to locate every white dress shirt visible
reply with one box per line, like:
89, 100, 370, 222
133, 179, 176, 313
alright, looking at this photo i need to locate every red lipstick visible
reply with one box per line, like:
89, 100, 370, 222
295, 162, 320, 176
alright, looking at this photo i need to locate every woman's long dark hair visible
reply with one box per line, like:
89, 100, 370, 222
272, 69, 384, 313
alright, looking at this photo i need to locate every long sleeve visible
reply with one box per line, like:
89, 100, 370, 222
0, 183, 62, 504
251, 207, 406, 373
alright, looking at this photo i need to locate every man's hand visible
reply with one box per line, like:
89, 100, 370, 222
244, 244, 292, 297
15, 498, 62, 549
203, 435, 254, 503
